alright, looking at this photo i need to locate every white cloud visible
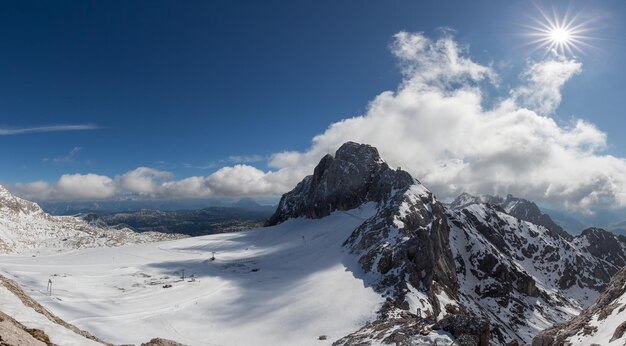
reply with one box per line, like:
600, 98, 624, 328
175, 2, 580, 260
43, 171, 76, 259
56, 174, 115, 200
13, 174, 115, 200
12, 181, 55, 200
183, 154, 265, 170
512, 59, 582, 114
7, 32, 626, 211
44, 147, 84, 164
9, 165, 292, 201
116, 167, 173, 196
261, 32, 626, 212
0, 124, 98, 136
161, 165, 291, 199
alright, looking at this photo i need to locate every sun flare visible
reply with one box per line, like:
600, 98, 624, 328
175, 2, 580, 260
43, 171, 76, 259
524, 7, 593, 57
550, 28, 571, 44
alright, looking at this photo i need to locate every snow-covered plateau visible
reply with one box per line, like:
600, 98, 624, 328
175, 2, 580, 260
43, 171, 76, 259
0, 205, 390, 346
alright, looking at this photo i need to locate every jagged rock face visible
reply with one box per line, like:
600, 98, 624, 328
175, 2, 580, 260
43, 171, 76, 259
447, 203, 583, 343
533, 266, 626, 346
267, 143, 626, 345
448, 196, 626, 344
266, 142, 413, 226
344, 183, 458, 318
576, 227, 626, 269
0, 185, 184, 254
433, 313, 491, 346
451, 193, 572, 240
267, 142, 458, 317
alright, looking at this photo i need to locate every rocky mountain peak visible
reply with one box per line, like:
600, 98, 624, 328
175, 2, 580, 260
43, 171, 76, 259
0, 184, 43, 216
264, 142, 626, 345
266, 142, 414, 226
576, 227, 626, 269
450, 192, 572, 240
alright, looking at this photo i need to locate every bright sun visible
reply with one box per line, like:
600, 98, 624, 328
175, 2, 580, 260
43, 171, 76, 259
550, 28, 571, 44
524, 6, 593, 57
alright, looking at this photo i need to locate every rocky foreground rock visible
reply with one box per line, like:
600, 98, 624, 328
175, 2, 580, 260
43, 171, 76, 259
532, 265, 626, 346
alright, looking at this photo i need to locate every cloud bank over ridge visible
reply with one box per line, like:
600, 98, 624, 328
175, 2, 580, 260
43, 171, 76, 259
9, 32, 626, 211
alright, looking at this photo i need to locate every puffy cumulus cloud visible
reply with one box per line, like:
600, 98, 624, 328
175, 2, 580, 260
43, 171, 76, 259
262, 32, 626, 212
116, 167, 173, 196
11, 181, 55, 201
13, 174, 115, 200
391, 30, 497, 88
8, 165, 293, 201
512, 59, 582, 114
161, 165, 292, 199
56, 174, 115, 199
8, 31, 626, 211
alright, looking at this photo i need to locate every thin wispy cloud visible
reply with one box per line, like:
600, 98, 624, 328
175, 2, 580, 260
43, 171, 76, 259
43, 147, 92, 165
0, 124, 98, 136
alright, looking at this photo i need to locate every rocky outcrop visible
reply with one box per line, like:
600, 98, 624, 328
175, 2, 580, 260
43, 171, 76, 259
448, 194, 626, 343
266, 142, 413, 226
450, 193, 572, 240
0, 274, 109, 345
267, 142, 458, 319
576, 227, 626, 269
433, 313, 490, 346
140, 338, 186, 346
344, 181, 458, 318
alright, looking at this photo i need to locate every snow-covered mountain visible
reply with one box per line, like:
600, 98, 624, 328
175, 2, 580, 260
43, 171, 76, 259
3, 142, 626, 345
450, 193, 572, 240
533, 266, 626, 345
447, 199, 626, 343
268, 142, 626, 345
0, 185, 184, 254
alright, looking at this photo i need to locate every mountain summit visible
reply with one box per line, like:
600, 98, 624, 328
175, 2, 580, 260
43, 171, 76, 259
267, 142, 413, 225
266, 142, 626, 345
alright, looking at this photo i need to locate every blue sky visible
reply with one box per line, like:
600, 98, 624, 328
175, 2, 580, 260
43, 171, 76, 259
2, 1, 626, 210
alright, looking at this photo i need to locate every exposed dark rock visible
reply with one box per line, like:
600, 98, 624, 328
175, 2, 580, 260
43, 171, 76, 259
450, 193, 572, 240
533, 266, 626, 345
578, 227, 626, 269
433, 313, 490, 346
611, 320, 626, 342
266, 142, 413, 226
140, 338, 186, 346
266, 142, 626, 345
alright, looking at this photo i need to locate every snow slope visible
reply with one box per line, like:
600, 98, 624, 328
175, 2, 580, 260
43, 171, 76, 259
0, 285, 102, 345
0, 204, 384, 346
0, 185, 182, 254
533, 266, 626, 345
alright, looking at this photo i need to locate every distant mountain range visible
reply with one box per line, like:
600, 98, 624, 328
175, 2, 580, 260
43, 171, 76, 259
539, 206, 626, 236
37, 197, 277, 216
82, 203, 275, 236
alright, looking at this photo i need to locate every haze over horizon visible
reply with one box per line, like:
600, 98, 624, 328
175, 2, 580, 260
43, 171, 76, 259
2, 1, 626, 215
